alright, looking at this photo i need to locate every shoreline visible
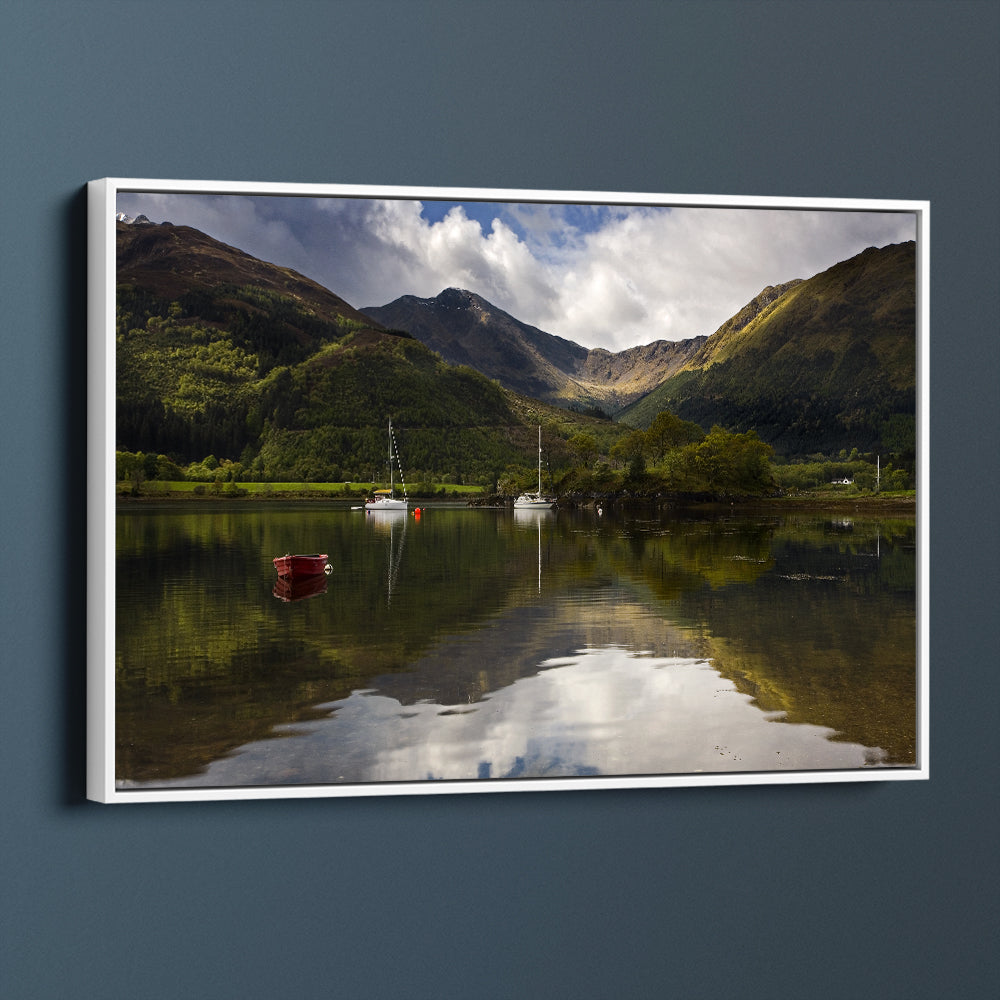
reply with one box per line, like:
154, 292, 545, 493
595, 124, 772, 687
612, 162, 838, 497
117, 490, 917, 514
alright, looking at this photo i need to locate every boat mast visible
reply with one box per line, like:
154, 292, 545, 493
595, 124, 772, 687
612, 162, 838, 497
387, 418, 408, 501
537, 425, 542, 495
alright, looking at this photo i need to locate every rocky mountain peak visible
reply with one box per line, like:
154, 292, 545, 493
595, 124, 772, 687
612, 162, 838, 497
435, 287, 479, 309
115, 212, 155, 225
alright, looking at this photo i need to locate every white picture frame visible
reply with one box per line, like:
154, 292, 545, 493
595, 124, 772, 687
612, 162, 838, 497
88, 177, 929, 803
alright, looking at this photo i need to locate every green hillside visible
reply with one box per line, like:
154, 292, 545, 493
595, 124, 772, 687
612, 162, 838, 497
620, 242, 917, 457
115, 222, 917, 491
115, 222, 620, 486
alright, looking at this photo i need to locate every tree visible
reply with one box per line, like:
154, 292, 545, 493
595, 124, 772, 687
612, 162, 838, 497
569, 433, 599, 468
626, 452, 647, 485
645, 410, 704, 463
155, 454, 184, 480
674, 426, 774, 495
610, 429, 647, 469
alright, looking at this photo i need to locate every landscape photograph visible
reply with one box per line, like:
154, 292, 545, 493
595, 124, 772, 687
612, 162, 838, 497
93, 181, 926, 800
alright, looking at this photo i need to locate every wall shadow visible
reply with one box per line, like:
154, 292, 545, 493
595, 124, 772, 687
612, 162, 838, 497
61, 186, 90, 805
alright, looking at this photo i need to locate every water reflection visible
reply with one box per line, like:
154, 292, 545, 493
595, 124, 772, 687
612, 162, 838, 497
115, 504, 917, 787
122, 646, 885, 789
513, 506, 553, 593
366, 507, 409, 605
272, 575, 328, 603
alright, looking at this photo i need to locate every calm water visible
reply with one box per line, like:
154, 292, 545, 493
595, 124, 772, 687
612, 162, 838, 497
115, 503, 917, 789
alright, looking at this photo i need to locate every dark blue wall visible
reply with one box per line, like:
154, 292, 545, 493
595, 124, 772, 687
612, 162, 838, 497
2, 2, 997, 997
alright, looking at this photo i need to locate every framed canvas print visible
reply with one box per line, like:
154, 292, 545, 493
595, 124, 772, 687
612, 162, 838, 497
87, 178, 929, 803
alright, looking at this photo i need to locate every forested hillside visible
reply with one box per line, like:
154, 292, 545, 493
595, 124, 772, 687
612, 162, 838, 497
115, 221, 619, 485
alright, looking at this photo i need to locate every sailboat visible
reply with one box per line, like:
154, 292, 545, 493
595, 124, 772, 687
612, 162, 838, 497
365, 419, 409, 511
514, 425, 556, 509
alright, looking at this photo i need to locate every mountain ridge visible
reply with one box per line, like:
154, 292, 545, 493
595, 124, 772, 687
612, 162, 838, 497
113, 221, 619, 483
113, 219, 917, 475
363, 287, 705, 412
117, 220, 381, 334
621, 241, 917, 455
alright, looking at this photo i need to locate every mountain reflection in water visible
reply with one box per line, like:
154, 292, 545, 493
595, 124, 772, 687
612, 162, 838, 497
122, 646, 884, 789
115, 504, 916, 788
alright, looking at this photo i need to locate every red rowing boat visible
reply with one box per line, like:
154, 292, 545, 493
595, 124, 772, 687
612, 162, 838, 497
272, 553, 331, 579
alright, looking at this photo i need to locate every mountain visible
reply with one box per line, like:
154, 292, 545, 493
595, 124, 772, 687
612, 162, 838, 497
363, 288, 704, 412
683, 279, 804, 363
117, 220, 378, 331
366, 245, 916, 459
618, 241, 917, 456
114, 222, 617, 483
115, 220, 917, 480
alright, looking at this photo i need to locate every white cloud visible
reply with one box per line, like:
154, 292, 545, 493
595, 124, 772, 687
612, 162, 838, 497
117, 191, 916, 352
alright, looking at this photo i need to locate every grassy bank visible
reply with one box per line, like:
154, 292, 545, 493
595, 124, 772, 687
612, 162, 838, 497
117, 480, 486, 501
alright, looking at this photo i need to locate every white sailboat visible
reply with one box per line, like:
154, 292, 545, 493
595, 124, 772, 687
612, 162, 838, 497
514, 426, 556, 509
365, 419, 409, 511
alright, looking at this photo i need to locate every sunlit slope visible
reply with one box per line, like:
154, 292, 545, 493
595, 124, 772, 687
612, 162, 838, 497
620, 242, 917, 456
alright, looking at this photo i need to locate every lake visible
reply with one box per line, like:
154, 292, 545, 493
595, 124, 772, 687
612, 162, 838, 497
114, 502, 917, 790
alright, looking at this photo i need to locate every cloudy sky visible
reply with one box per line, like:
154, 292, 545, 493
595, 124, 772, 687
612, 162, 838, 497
117, 190, 916, 352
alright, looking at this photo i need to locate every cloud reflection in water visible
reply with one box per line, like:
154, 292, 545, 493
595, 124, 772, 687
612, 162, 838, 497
131, 646, 885, 789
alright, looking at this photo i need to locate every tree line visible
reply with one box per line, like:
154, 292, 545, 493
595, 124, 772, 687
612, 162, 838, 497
550, 412, 777, 498
115, 283, 913, 499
